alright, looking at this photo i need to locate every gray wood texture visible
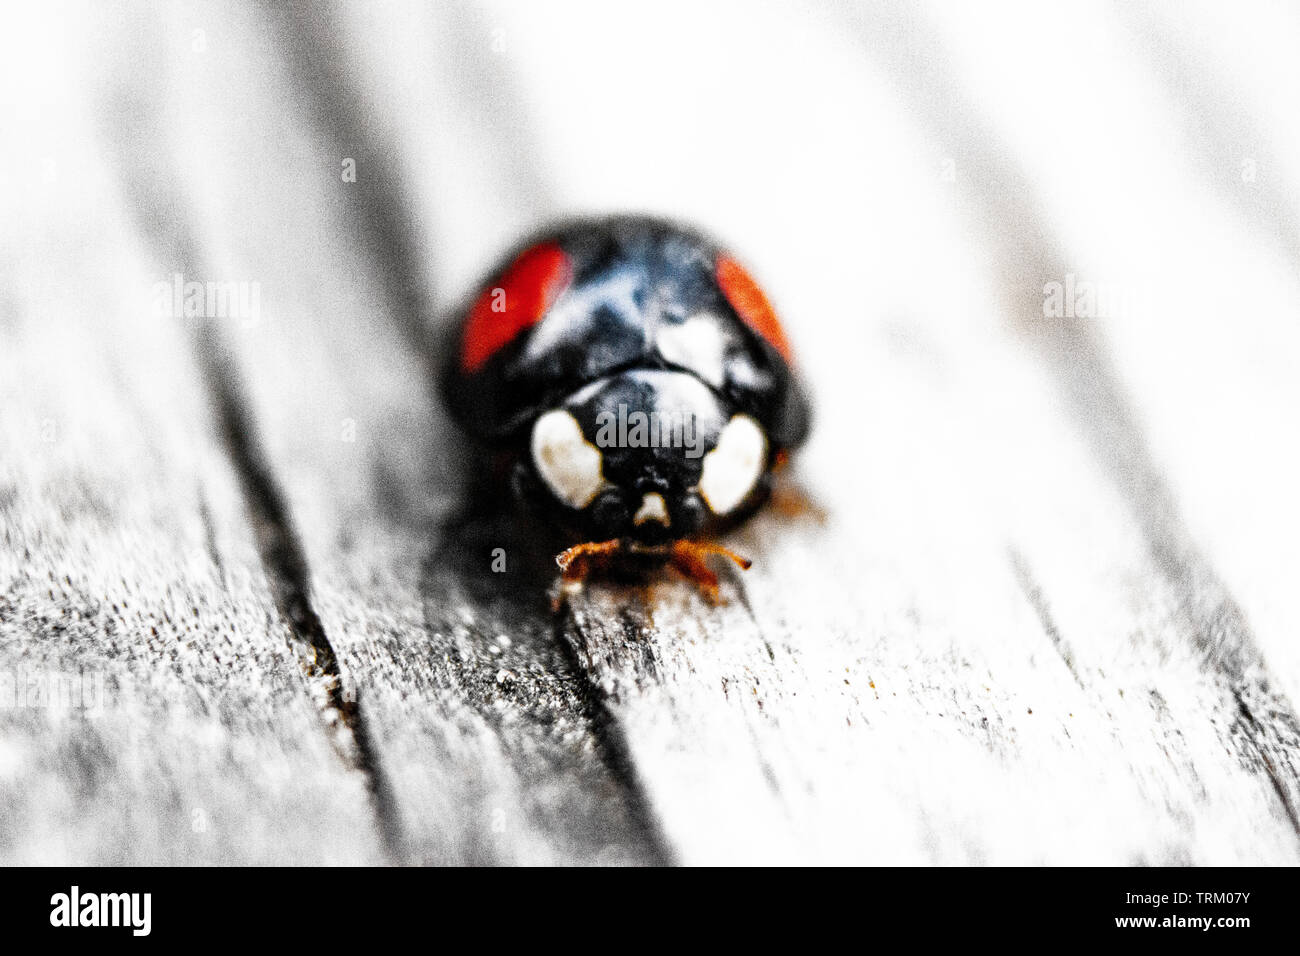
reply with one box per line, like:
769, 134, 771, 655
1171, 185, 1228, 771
1, 0, 1297, 864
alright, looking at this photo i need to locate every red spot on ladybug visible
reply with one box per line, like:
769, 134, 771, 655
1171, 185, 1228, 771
716, 254, 793, 363
461, 242, 572, 371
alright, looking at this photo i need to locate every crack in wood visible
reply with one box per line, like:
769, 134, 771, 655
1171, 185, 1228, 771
411, 510, 672, 863
198, 342, 407, 861
259, 2, 684, 861
551, 603, 675, 866
1231, 690, 1300, 841
1007, 549, 1085, 690
98, 55, 407, 861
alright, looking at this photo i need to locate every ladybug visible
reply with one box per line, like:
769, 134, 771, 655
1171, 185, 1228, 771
444, 216, 811, 594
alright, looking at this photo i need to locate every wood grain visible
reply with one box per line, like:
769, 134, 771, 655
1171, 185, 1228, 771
3, 0, 1297, 865
0, 127, 381, 863
93, 0, 666, 864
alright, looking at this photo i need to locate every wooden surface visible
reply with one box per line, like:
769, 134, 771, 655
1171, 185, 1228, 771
2, 0, 1299, 864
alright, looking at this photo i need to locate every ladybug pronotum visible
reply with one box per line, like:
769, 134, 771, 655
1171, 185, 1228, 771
444, 216, 811, 594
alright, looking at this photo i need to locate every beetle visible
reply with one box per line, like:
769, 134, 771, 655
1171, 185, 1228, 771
443, 216, 811, 595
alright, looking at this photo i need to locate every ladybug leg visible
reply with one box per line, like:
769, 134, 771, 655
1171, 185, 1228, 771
668, 546, 720, 602
668, 540, 753, 602
766, 479, 828, 525
556, 538, 623, 581
552, 539, 623, 612
686, 540, 753, 572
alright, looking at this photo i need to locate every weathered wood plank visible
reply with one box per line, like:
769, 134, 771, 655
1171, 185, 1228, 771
6, 0, 1297, 866
846, 0, 1300, 706
843, 0, 1300, 851
0, 25, 382, 862
243, 0, 1300, 863
96, 0, 665, 863
554, 310, 1297, 862
508, 0, 1300, 862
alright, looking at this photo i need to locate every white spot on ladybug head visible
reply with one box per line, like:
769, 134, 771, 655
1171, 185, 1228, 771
656, 314, 726, 388
697, 415, 767, 515
531, 410, 605, 509
633, 491, 671, 527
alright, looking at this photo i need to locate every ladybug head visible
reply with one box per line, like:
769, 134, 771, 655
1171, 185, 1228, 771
515, 369, 771, 545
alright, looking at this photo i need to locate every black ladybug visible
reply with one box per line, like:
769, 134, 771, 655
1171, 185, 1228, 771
444, 216, 811, 592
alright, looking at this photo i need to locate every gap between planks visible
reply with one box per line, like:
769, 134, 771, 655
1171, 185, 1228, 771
97, 38, 407, 860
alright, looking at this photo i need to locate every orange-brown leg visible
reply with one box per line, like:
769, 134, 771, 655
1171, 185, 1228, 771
552, 539, 624, 612
767, 481, 828, 524
685, 539, 753, 571
669, 545, 720, 600
556, 538, 623, 580
668, 540, 752, 602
